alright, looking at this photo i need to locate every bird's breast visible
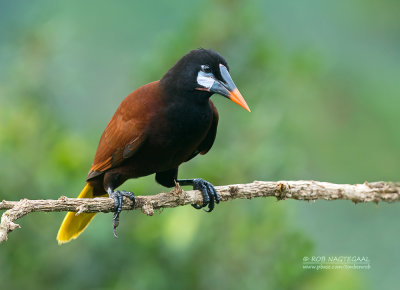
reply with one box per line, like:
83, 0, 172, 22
146, 101, 212, 167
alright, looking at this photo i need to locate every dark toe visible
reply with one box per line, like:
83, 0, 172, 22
210, 184, 220, 204
204, 183, 216, 212
189, 179, 219, 212
108, 189, 135, 239
191, 179, 209, 209
120, 190, 136, 208
111, 191, 123, 213
112, 212, 119, 238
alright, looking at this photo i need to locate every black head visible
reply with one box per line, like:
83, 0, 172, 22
160, 48, 250, 111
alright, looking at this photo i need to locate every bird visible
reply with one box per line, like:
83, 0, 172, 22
57, 48, 250, 244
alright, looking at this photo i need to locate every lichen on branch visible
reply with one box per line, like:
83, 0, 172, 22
1, 180, 399, 243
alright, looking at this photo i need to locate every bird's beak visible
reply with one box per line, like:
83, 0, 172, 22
210, 64, 251, 112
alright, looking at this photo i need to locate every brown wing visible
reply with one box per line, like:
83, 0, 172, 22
87, 81, 161, 180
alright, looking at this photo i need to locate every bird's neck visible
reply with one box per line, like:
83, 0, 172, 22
159, 79, 212, 106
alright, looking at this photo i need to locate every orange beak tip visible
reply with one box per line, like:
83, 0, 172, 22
229, 88, 251, 112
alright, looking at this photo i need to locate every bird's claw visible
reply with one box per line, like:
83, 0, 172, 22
108, 189, 135, 238
189, 178, 220, 212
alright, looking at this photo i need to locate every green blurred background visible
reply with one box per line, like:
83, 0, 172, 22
0, 0, 399, 289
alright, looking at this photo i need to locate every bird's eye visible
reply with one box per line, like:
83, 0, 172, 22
201, 65, 211, 74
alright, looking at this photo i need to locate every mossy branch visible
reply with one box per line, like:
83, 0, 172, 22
1, 180, 399, 243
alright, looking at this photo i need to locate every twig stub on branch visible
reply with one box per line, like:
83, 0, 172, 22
1, 180, 399, 243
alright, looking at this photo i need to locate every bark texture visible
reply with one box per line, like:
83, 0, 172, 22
1, 180, 399, 243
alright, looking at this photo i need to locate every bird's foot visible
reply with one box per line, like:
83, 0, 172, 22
107, 189, 135, 238
177, 178, 220, 212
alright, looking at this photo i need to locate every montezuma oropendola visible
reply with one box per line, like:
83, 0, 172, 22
57, 48, 250, 244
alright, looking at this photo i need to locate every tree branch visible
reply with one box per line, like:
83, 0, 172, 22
1, 180, 399, 243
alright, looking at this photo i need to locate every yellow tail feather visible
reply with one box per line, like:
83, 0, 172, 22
57, 183, 107, 245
